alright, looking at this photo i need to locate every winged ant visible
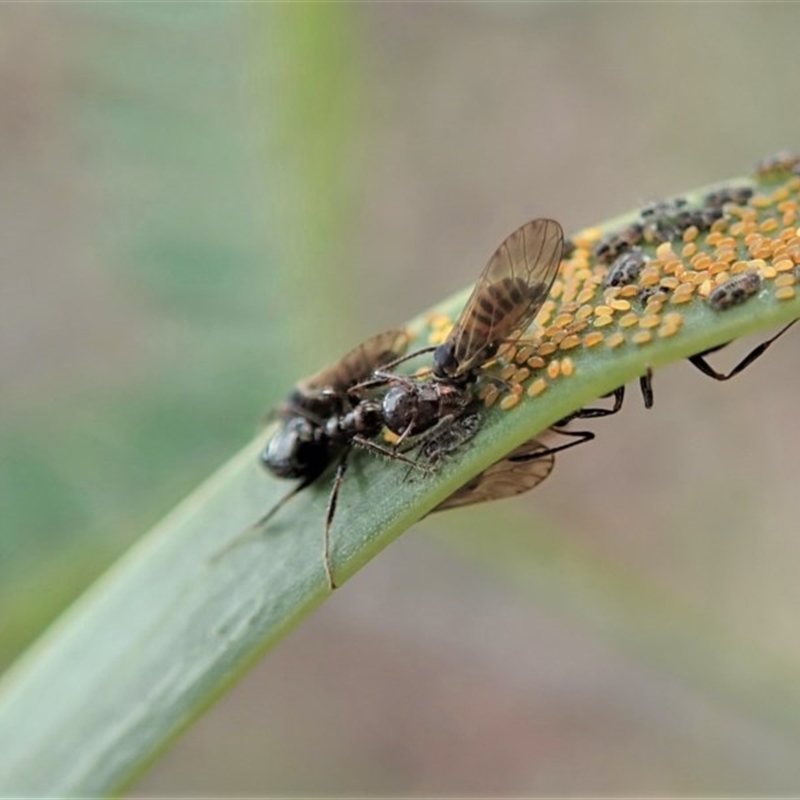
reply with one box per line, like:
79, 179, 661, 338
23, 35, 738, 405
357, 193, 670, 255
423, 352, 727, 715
213, 329, 433, 587
253, 218, 573, 587
355, 217, 565, 445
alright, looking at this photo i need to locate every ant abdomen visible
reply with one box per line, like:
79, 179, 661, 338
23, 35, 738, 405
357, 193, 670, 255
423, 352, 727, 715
382, 382, 443, 437
261, 417, 329, 480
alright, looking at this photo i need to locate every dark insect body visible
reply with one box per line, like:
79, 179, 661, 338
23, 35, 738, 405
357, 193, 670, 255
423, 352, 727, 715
360, 218, 565, 448
431, 218, 564, 384
707, 272, 762, 311
683, 320, 798, 384
245, 219, 565, 588
755, 150, 800, 179
641, 197, 725, 244
638, 284, 671, 306
594, 222, 645, 265
261, 328, 411, 481
604, 247, 649, 288
684, 205, 725, 232
222, 329, 426, 588
640, 197, 689, 243
596, 189, 746, 268
379, 377, 474, 447
595, 202, 719, 264
703, 186, 753, 209
418, 412, 482, 467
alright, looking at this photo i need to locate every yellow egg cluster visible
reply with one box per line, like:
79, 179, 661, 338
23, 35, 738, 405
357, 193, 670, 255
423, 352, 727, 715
424, 155, 800, 411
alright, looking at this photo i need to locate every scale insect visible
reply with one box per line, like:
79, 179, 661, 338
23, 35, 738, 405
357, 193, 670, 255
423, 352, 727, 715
641, 271, 797, 398
685, 273, 797, 383
594, 183, 800, 411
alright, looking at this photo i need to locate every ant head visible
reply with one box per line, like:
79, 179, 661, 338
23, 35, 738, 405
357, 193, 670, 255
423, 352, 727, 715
432, 342, 459, 380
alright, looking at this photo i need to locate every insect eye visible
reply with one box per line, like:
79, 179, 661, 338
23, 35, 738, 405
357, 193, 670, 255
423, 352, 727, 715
432, 343, 459, 378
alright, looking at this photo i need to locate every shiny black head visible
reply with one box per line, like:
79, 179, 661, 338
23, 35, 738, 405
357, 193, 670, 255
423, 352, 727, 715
261, 416, 329, 480
432, 341, 496, 384
432, 342, 460, 380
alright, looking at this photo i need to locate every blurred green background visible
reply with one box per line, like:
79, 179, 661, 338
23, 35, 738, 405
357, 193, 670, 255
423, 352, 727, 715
3, 3, 800, 795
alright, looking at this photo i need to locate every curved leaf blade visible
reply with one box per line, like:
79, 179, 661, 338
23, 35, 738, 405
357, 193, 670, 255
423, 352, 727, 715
1, 172, 799, 795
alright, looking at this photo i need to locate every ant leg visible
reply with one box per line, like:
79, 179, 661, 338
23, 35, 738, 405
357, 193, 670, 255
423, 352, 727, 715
323, 449, 351, 590
517, 427, 596, 460
208, 473, 321, 564
349, 371, 417, 399
252, 476, 318, 530
480, 374, 513, 393
518, 389, 625, 461
560, 386, 625, 423
396, 413, 464, 481
323, 433, 432, 590
351, 435, 432, 472
349, 347, 437, 397
348, 376, 389, 398
399, 413, 459, 455
687, 319, 797, 381
560, 371, 652, 421
392, 404, 424, 450
376, 345, 437, 374
639, 367, 654, 409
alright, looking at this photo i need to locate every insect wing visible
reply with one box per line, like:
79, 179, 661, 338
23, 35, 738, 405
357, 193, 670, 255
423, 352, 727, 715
298, 329, 410, 394
444, 218, 563, 376
433, 437, 555, 512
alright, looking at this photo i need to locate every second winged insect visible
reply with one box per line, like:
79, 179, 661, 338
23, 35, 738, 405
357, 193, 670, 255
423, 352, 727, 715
221, 219, 568, 588
431, 217, 564, 383
370, 218, 565, 448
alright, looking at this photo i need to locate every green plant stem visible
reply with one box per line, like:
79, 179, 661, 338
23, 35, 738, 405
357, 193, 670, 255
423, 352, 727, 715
1, 181, 799, 795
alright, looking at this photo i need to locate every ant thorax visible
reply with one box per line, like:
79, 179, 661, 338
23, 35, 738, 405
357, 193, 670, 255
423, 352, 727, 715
322, 401, 384, 441
381, 379, 472, 438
